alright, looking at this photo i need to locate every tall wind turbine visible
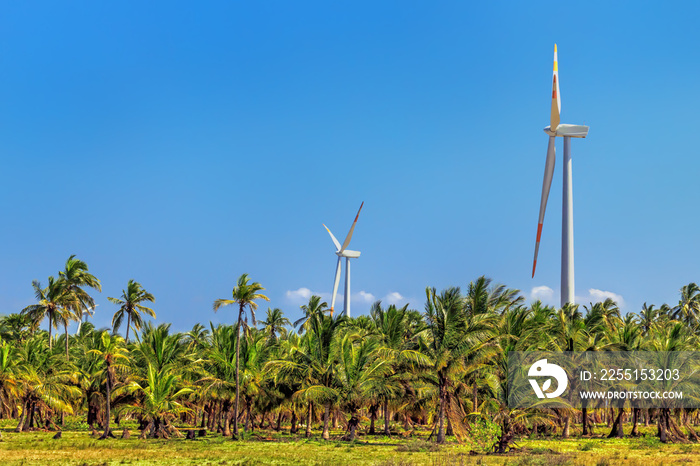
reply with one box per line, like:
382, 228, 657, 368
532, 44, 589, 308
323, 202, 364, 317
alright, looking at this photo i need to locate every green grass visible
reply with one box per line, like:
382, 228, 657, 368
1, 424, 700, 465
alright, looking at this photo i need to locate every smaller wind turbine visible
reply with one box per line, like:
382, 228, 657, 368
323, 202, 364, 317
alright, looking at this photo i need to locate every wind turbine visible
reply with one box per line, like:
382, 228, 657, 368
323, 202, 364, 317
531, 44, 589, 308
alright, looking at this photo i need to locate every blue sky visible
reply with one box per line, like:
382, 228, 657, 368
2, 1, 700, 332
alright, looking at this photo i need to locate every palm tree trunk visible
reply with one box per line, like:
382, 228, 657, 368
28, 402, 35, 429
233, 305, 243, 438
207, 403, 216, 431
48, 315, 53, 350
275, 411, 283, 431
199, 405, 207, 429
383, 399, 390, 435
608, 407, 624, 438
305, 402, 312, 438
322, 402, 331, 440
125, 313, 131, 343
658, 408, 669, 442
368, 403, 377, 435
437, 381, 446, 444
245, 401, 252, 433
100, 370, 111, 439
222, 400, 231, 436
290, 409, 298, 434
631, 408, 639, 436
15, 399, 28, 432
65, 321, 70, 360
562, 413, 570, 438
348, 410, 359, 441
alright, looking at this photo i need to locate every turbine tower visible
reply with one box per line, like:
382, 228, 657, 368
532, 45, 589, 308
323, 202, 364, 317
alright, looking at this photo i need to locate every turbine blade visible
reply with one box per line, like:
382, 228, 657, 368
330, 257, 342, 314
339, 202, 364, 252
551, 44, 561, 130
532, 136, 556, 277
323, 224, 341, 251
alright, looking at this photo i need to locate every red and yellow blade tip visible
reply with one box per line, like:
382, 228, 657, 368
354, 202, 364, 221
532, 223, 543, 278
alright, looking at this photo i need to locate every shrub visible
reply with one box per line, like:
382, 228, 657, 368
464, 419, 501, 454
579, 441, 596, 451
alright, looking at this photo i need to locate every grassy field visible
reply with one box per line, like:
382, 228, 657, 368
3, 424, 700, 465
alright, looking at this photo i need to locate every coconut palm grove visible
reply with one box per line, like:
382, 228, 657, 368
3, 255, 700, 464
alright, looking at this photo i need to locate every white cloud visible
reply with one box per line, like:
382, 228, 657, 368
355, 291, 376, 303
285, 288, 419, 312
285, 287, 339, 306
528, 286, 625, 309
530, 286, 555, 303
585, 289, 625, 308
383, 292, 405, 305
285, 287, 314, 304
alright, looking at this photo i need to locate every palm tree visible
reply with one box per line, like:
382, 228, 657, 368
0, 341, 22, 419
584, 298, 622, 332
490, 306, 556, 452
543, 304, 589, 438
133, 323, 188, 374
184, 323, 211, 352
237, 327, 272, 433
423, 287, 494, 443
109, 280, 156, 343
639, 302, 660, 336
673, 283, 700, 329
648, 321, 699, 442
267, 300, 347, 440
59, 255, 101, 358
73, 323, 113, 431
0, 313, 34, 343
21, 277, 72, 350
199, 324, 239, 435
369, 301, 429, 435
260, 308, 291, 341
334, 333, 392, 441
13, 335, 81, 432
293, 295, 328, 333
120, 363, 193, 438
213, 273, 269, 438
463, 277, 523, 419
464, 276, 524, 317
88, 331, 129, 439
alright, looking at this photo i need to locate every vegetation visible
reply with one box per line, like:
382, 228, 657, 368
5, 256, 700, 464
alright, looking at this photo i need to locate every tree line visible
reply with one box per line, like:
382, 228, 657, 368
2, 255, 700, 451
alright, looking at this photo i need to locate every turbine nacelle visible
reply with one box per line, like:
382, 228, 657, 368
544, 124, 589, 138
337, 249, 361, 258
